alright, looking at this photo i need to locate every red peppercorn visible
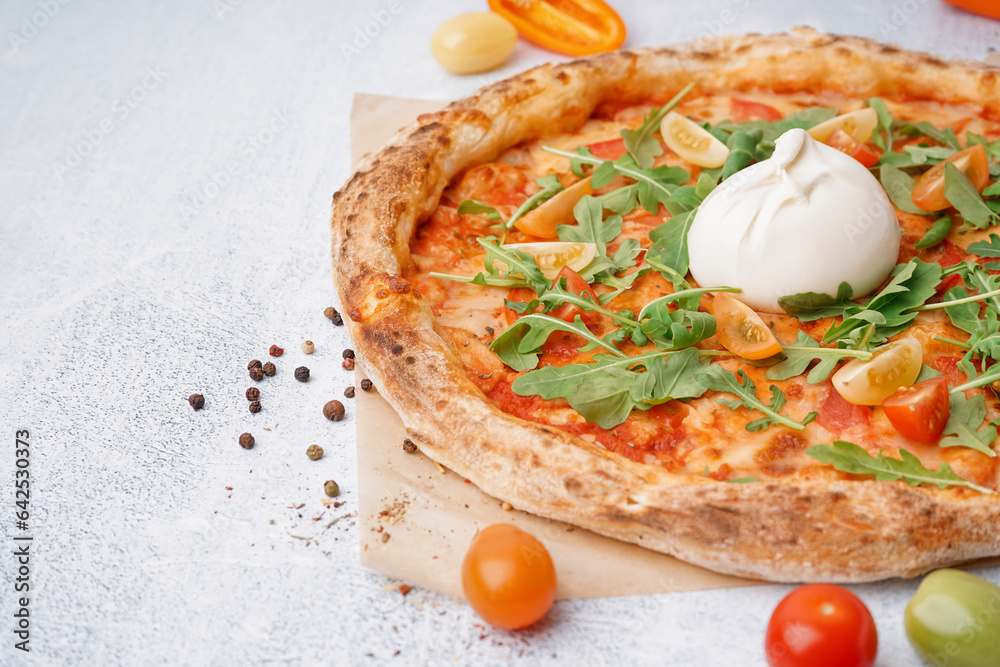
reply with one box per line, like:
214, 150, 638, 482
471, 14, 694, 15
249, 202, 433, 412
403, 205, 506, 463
269, 345, 284, 357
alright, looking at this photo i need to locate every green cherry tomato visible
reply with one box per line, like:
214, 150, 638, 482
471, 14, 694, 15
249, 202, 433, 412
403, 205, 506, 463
905, 569, 1000, 667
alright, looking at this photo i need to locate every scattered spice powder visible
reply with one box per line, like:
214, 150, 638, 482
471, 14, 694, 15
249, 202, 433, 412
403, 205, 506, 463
239, 433, 255, 449
188, 394, 205, 410
301, 340, 315, 354
306, 445, 324, 461
324, 480, 340, 497
360, 378, 373, 392
323, 400, 345, 421
344, 386, 355, 398
342, 358, 355, 371
268, 344, 284, 357
245, 387, 260, 401
402, 439, 417, 454
249, 401, 262, 413
294, 366, 310, 382
262, 362, 276, 376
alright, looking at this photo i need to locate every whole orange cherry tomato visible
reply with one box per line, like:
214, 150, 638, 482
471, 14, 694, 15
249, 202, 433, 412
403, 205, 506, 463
487, 0, 626, 56
461, 524, 557, 630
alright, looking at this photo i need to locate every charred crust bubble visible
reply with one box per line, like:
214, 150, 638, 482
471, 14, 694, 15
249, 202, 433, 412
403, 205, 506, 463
391, 345, 403, 356
387, 274, 410, 294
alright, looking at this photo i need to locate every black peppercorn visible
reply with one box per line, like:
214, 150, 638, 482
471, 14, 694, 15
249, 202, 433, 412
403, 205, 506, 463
343, 349, 355, 360
294, 366, 310, 382
402, 439, 417, 454
247, 359, 262, 371
331, 311, 343, 325
246, 387, 260, 401
249, 366, 264, 382
360, 378, 374, 392
249, 401, 262, 413
344, 386, 355, 398
239, 433, 255, 449
188, 394, 205, 411
262, 362, 276, 376
323, 400, 345, 421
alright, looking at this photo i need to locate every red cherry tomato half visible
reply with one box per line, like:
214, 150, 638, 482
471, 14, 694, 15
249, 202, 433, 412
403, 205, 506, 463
549, 266, 599, 324
825, 129, 880, 168
730, 98, 783, 122
766, 584, 878, 667
881, 376, 950, 442
461, 524, 557, 630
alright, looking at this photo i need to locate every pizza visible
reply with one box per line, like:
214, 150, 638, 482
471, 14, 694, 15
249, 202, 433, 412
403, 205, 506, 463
330, 27, 1000, 582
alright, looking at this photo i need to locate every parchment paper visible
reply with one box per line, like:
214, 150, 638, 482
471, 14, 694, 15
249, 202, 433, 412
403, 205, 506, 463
349, 92, 754, 599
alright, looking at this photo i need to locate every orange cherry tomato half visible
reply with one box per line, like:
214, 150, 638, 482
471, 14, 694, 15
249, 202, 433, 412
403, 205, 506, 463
766, 584, 878, 667
487, 0, 626, 56
514, 178, 593, 239
911, 143, 990, 211
730, 98, 783, 123
942, 0, 1000, 20
549, 266, 599, 324
712, 293, 782, 360
881, 376, 950, 442
461, 524, 557, 630
825, 129, 880, 168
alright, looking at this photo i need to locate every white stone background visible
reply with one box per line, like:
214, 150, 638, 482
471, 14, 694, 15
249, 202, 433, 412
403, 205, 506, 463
2, 0, 1000, 665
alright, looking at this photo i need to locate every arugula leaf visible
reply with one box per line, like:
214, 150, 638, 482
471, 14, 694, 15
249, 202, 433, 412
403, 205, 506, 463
903, 144, 956, 165
595, 266, 649, 305
967, 234, 1000, 271
639, 301, 717, 351
697, 365, 817, 431
914, 216, 952, 250
726, 477, 761, 483
457, 199, 502, 223
765, 331, 868, 384
778, 282, 855, 320
490, 314, 623, 371
898, 122, 961, 150
713, 107, 837, 159
944, 162, 999, 229
967, 132, 1000, 161
941, 286, 981, 334
720, 130, 760, 181
557, 196, 621, 257
479, 237, 550, 294
822, 259, 942, 345
868, 97, 893, 150
511, 348, 708, 429
620, 81, 696, 169
879, 164, 930, 215
983, 181, 1000, 198
941, 392, 997, 457
805, 441, 993, 493
645, 209, 697, 278
504, 174, 565, 230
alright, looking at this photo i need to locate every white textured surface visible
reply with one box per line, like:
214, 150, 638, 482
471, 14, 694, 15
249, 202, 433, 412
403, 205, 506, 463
2, 1, 1000, 665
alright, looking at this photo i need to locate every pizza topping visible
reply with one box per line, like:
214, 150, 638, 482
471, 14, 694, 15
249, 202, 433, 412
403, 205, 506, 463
711, 293, 782, 360
498, 241, 596, 279
881, 377, 950, 442
910, 144, 989, 212
698, 365, 818, 432
806, 107, 879, 144
687, 129, 900, 313
660, 111, 729, 168
831, 338, 923, 406
513, 177, 592, 238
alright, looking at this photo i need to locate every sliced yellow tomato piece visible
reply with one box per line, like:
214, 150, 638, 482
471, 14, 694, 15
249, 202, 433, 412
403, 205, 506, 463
832, 338, 922, 406
711, 293, 782, 360
499, 242, 596, 279
514, 178, 592, 239
660, 112, 729, 168
807, 107, 879, 144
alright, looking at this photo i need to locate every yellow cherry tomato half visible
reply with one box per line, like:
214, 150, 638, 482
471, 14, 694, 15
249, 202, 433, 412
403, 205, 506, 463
499, 241, 596, 279
514, 178, 593, 239
461, 524, 557, 630
430, 12, 518, 75
832, 338, 923, 406
660, 112, 729, 168
712, 293, 782, 360
910, 144, 990, 212
806, 107, 879, 144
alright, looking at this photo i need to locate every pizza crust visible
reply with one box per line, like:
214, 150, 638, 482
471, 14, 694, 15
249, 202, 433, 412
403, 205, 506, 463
331, 27, 1000, 582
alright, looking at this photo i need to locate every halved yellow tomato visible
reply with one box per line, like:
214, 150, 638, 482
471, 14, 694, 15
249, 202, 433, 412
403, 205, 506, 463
660, 112, 729, 168
832, 338, 922, 406
499, 241, 596, 279
514, 178, 592, 238
910, 144, 990, 212
712, 293, 782, 360
807, 107, 879, 144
